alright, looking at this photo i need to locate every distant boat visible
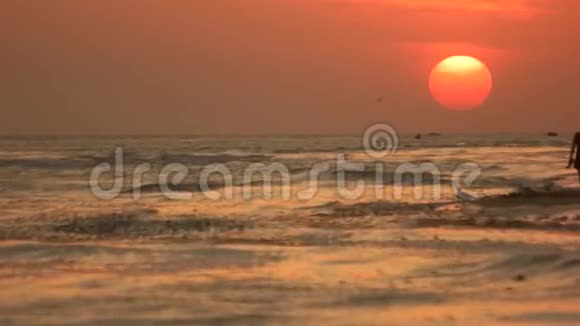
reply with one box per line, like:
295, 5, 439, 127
547, 132, 559, 137
415, 133, 422, 139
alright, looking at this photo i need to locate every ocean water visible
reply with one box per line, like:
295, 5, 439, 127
0, 134, 579, 325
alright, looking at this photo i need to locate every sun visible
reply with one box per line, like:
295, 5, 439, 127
429, 56, 493, 111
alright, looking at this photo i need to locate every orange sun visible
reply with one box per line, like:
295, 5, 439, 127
429, 56, 492, 111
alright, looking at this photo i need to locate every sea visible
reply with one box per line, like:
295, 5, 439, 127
0, 134, 579, 325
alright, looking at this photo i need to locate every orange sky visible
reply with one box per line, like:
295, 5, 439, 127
1, 0, 579, 134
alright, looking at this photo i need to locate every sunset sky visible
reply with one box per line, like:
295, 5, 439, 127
1, 0, 579, 135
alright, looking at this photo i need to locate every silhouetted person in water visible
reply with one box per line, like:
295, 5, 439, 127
568, 132, 580, 182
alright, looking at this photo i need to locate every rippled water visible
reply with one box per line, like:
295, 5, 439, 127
0, 135, 579, 325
